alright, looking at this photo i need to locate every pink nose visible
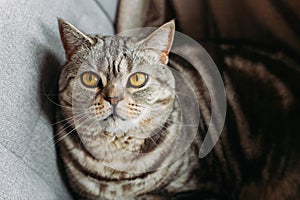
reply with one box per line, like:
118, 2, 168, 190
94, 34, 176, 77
105, 96, 123, 105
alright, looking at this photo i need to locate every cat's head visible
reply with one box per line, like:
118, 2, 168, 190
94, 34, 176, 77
58, 19, 176, 144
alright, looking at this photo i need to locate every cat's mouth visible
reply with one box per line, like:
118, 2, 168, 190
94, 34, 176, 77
104, 113, 126, 121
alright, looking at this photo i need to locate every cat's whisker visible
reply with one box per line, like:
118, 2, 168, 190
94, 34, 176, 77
42, 113, 88, 147
148, 136, 161, 148
148, 133, 172, 159
44, 91, 71, 108
44, 93, 91, 111
53, 113, 86, 139
53, 115, 91, 146
165, 120, 198, 127
47, 98, 76, 110
49, 115, 79, 126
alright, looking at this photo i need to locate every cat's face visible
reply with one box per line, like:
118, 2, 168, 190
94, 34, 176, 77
58, 19, 176, 140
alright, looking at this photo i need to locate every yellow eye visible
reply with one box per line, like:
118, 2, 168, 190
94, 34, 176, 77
127, 72, 148, 88
80, 71, 100, 88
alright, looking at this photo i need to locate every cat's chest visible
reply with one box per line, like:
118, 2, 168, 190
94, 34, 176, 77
60, 130, 198, 199
95, 151, 197, 199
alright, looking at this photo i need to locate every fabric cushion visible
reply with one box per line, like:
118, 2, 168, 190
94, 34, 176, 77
0, 0, 117, 199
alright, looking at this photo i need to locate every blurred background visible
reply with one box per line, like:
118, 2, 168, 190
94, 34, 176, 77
116, 0, 300, 59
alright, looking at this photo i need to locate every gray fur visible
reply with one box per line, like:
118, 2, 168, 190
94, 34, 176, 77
56, 19, 199, 199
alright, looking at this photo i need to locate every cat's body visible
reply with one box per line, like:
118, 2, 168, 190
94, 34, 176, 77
56, 19, 300, 199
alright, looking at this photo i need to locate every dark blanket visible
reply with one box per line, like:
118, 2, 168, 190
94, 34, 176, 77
115, 0, 300, 58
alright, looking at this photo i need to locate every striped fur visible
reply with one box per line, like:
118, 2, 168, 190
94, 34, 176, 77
56, 19, 201, 199
56, 19, 300, 199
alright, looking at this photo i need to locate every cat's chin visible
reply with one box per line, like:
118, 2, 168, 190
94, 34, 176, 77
103, 116, 138, 134
101, 117, 156, 139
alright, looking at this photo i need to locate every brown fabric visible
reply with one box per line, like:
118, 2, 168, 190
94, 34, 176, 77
116, 0, 300, 56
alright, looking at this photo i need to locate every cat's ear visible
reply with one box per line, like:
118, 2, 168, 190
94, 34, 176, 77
139, 20, 175, 64
58, 18, 95, 61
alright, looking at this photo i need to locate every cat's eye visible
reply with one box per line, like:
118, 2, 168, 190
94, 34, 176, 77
80, 71, 100, 88
127, 72, 148, 88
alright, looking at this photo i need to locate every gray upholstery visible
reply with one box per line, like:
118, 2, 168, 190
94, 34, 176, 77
0, 0, 118, 199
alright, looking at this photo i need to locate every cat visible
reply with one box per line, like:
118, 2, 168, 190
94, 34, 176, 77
56, 18, 300, 200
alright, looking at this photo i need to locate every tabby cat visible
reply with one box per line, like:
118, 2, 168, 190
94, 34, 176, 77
56, 19, 300, 199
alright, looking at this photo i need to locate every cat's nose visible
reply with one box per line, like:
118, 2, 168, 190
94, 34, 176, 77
104, 96, 123, 106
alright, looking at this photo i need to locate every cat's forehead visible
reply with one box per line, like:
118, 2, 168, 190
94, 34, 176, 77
86, 36, 148, 75
89, 36, 128, 73
94, 35, 135, 54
